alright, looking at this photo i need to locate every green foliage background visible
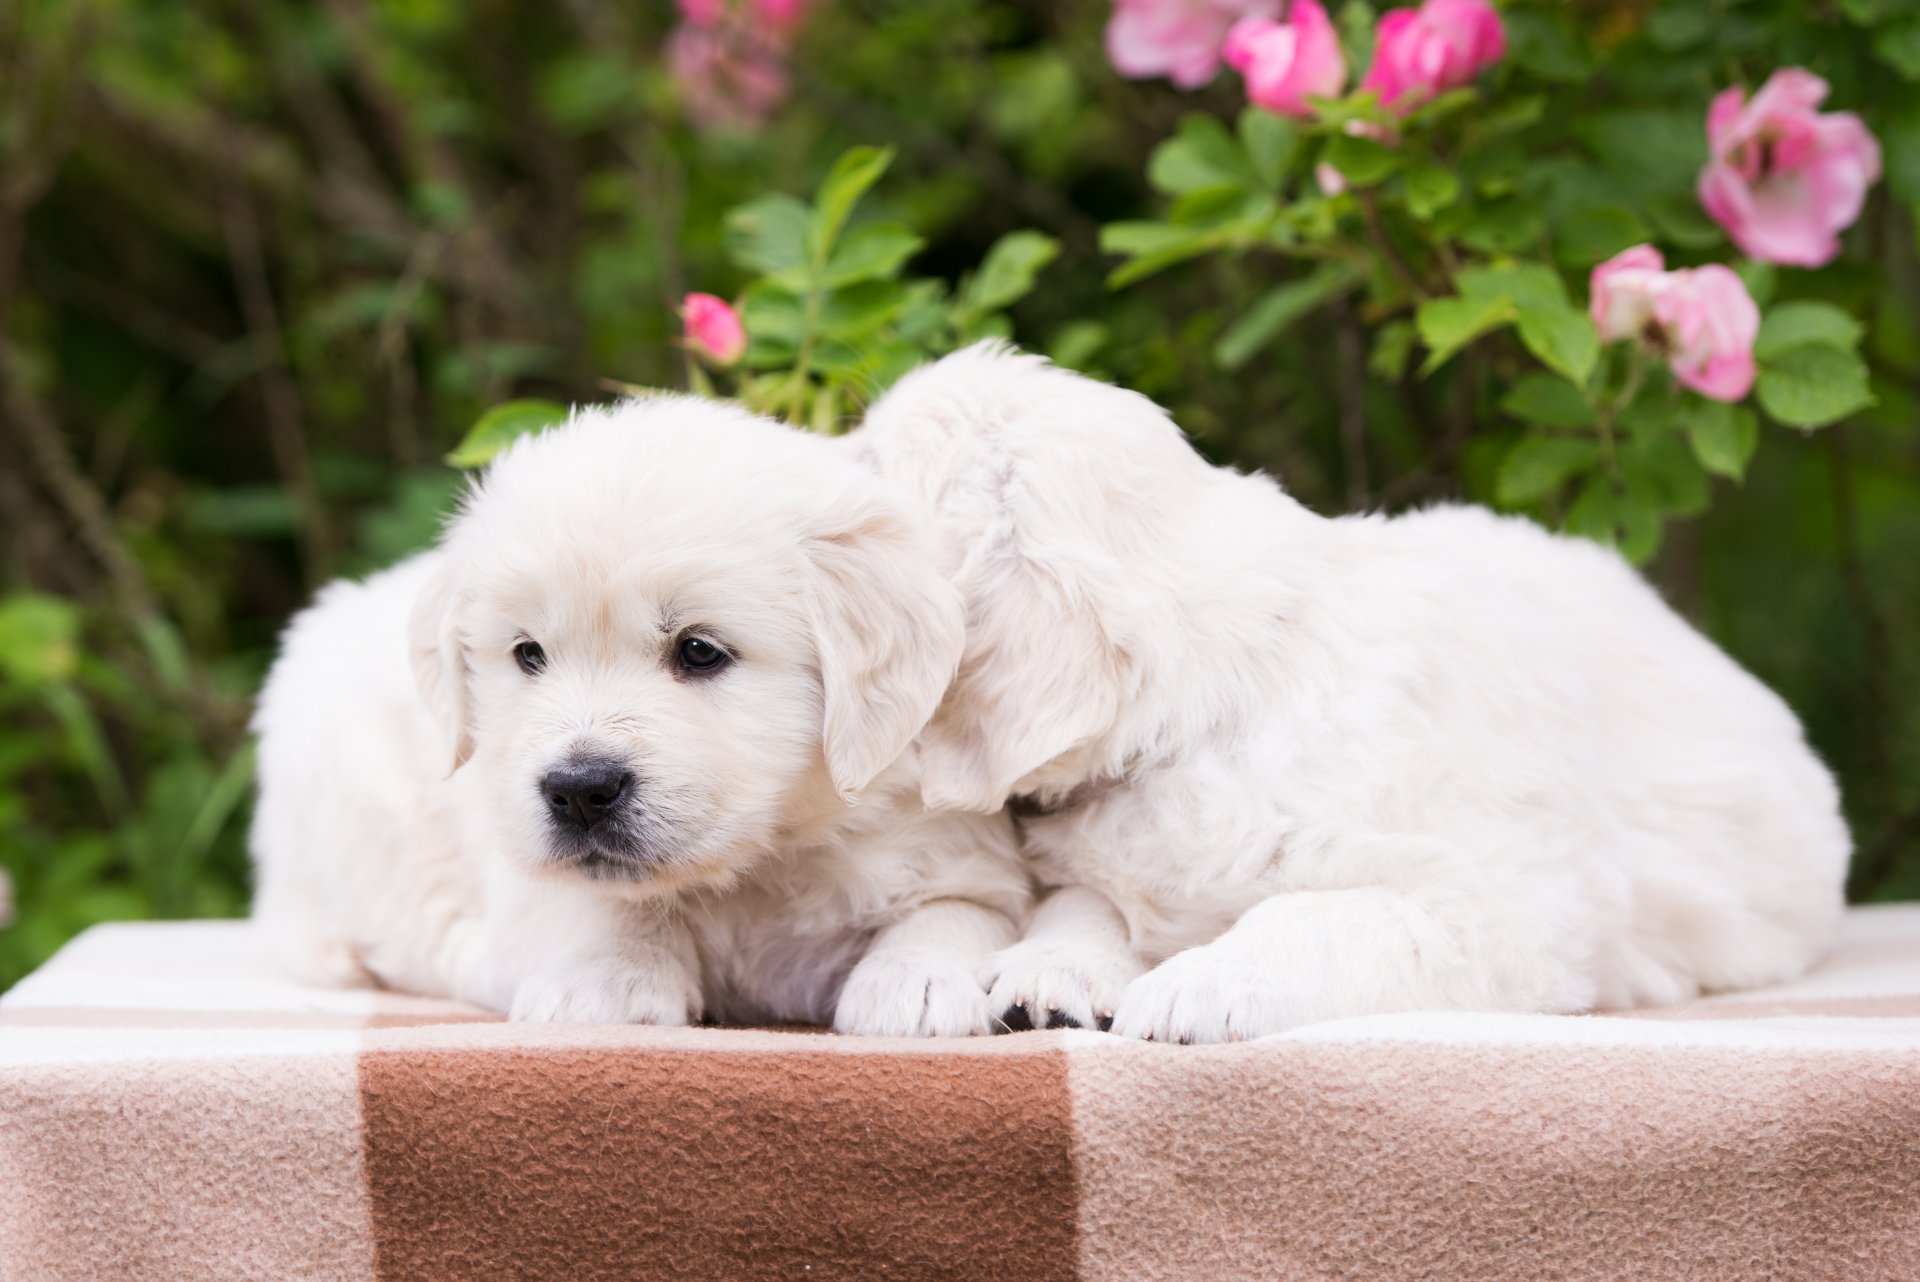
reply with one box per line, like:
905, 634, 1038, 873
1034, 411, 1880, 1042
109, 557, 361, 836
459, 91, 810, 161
1, 0, 1916, 990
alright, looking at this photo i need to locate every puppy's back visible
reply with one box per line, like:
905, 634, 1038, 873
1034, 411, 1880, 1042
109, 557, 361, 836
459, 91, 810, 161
250, 553, 460, 988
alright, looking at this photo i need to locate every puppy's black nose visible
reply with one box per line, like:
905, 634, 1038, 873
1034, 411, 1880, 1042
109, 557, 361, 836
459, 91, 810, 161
542, 761, 632, 831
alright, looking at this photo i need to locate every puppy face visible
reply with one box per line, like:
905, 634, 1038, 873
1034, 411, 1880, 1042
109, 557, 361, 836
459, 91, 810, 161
410, 399, 964, 898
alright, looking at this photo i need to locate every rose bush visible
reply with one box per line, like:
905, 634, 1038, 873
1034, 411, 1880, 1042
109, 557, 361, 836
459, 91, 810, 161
467, 0, 1892, 570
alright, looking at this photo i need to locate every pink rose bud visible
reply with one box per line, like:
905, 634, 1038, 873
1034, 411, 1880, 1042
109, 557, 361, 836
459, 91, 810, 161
1696, 68, 1883, 268
1222, 1, 1348, 119
683, 293, 747, 367
1360, 0, 1506, 114
1588, 246, 1759, 403
1105, 0, 1283, 90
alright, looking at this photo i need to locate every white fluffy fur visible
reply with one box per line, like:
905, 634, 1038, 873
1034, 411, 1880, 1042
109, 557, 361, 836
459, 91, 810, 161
250, 397, 1029, 1034
855, 343, 1851, 1042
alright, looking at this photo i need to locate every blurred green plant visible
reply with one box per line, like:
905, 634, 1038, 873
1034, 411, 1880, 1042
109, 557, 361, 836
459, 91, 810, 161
447, 144, 1059, 464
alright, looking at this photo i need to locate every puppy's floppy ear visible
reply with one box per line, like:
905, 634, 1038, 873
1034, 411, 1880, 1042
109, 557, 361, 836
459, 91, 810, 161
804, 493, 966, 801
916, 549, 1126, 813
408, 556, 475, 774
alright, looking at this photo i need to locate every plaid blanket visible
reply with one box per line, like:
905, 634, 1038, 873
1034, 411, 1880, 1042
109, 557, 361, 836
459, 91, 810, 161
4, 908, 1918, 1282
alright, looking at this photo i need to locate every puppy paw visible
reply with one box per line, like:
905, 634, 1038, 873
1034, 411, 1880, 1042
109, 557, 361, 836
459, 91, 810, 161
833, 948, 991, 1037
1109, 946, 1292, 1044
509, 957, 699, 1026
984, 940, 1144, 1032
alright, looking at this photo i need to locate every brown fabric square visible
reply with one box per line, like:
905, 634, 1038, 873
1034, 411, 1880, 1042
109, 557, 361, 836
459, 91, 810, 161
358, 1037, 1078, 1282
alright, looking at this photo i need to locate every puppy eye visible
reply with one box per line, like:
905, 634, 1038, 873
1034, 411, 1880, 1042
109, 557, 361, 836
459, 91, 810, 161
513, 640, 546, 676
676, 635, 729, 675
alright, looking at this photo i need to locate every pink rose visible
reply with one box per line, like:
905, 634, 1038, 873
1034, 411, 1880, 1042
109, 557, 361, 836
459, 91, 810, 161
1360, 0, 1505, 114
1696, 68, 1882, 268
677, 0, 727, 26
1105, 0, 1282, 89
1588, 244, 1669, 343
683, 293, 747, 367
1589, 246, 1759, 403
753, 0, 809, 30
667, 21, 792, 132
1222, 1, 1347, 119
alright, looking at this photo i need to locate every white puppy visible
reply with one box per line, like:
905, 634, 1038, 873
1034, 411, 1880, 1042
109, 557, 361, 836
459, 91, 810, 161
855, 344, 1850, 1041
250, 397, 1029, 1035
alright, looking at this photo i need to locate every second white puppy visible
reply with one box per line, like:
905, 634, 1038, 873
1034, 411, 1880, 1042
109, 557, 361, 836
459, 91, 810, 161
251, 397, 1028, 1034
858, 344, 1850, 1042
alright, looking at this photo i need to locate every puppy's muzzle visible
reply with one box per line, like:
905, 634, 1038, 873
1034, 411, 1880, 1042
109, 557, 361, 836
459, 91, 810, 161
541, 759, 633, 834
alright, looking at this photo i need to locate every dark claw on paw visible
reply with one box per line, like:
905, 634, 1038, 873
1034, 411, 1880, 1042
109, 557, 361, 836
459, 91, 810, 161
999, 1003, 1035, 1032
1044, 1009, 1082, 1030
1096, 1013, 1114, 1033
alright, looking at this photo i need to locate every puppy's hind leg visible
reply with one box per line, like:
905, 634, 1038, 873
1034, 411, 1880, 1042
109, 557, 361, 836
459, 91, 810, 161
984, 886, 1144, 1032
833, 899, 1016, 1037
1111, 859, 1597, 1043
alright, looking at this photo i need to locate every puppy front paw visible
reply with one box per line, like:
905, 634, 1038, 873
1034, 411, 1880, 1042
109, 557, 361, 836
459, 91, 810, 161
1109, 946, 1293, 1044
509, 956, 700, 1026
833, 948, 991, 1037
984, 940, 1144, 1032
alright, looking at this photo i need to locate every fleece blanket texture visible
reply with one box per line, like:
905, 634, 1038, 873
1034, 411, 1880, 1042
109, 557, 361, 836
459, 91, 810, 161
3, 908, 1918, 1282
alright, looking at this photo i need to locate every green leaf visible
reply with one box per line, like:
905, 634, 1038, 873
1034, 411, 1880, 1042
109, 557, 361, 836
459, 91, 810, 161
1324, 130, 1403, 188
1551, 205, 1650, 269
1502, 9, 1593, 81
446, 399, 569, 468
1048, 320, 1108, 371
1756, 345, 1875, 428
538, 54, 635, 131
1576, 108, 1710, 203
1734, 259, 1777, 308
1643, 195, 1724, 249
1497, 437, 1603, 506
1403, 164, 1460, 219
1456, 198, 1545, 253
1369, 320, 1417, 382
1213, 265, 1359, 370
0, 593, 81, 687
739, 282, 807, 367
1239, 108, 1299, 189
808, 146, 895, 264
1417, 294, 1517, 374
960, 230, 1060, 318
1474, 94, 1548, 137
820, 280, 910, 341
821, 224, 922, 287
1684, 402, 1760, 480
1647, 3, 1712, 49
1101, 221, 1218, 288
1169, 187, 1276, 231
1754, 301, 1865, 361
1620, 432, 1712, 518
725, 193, 812, 277
1567, 475, 1664, 564
1515, 300, 1600, 386
1456, 262, 1568, 310
1149, 115, 1254, 196
1499, 372, 1597, 429
1874, 21, 1920, 80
